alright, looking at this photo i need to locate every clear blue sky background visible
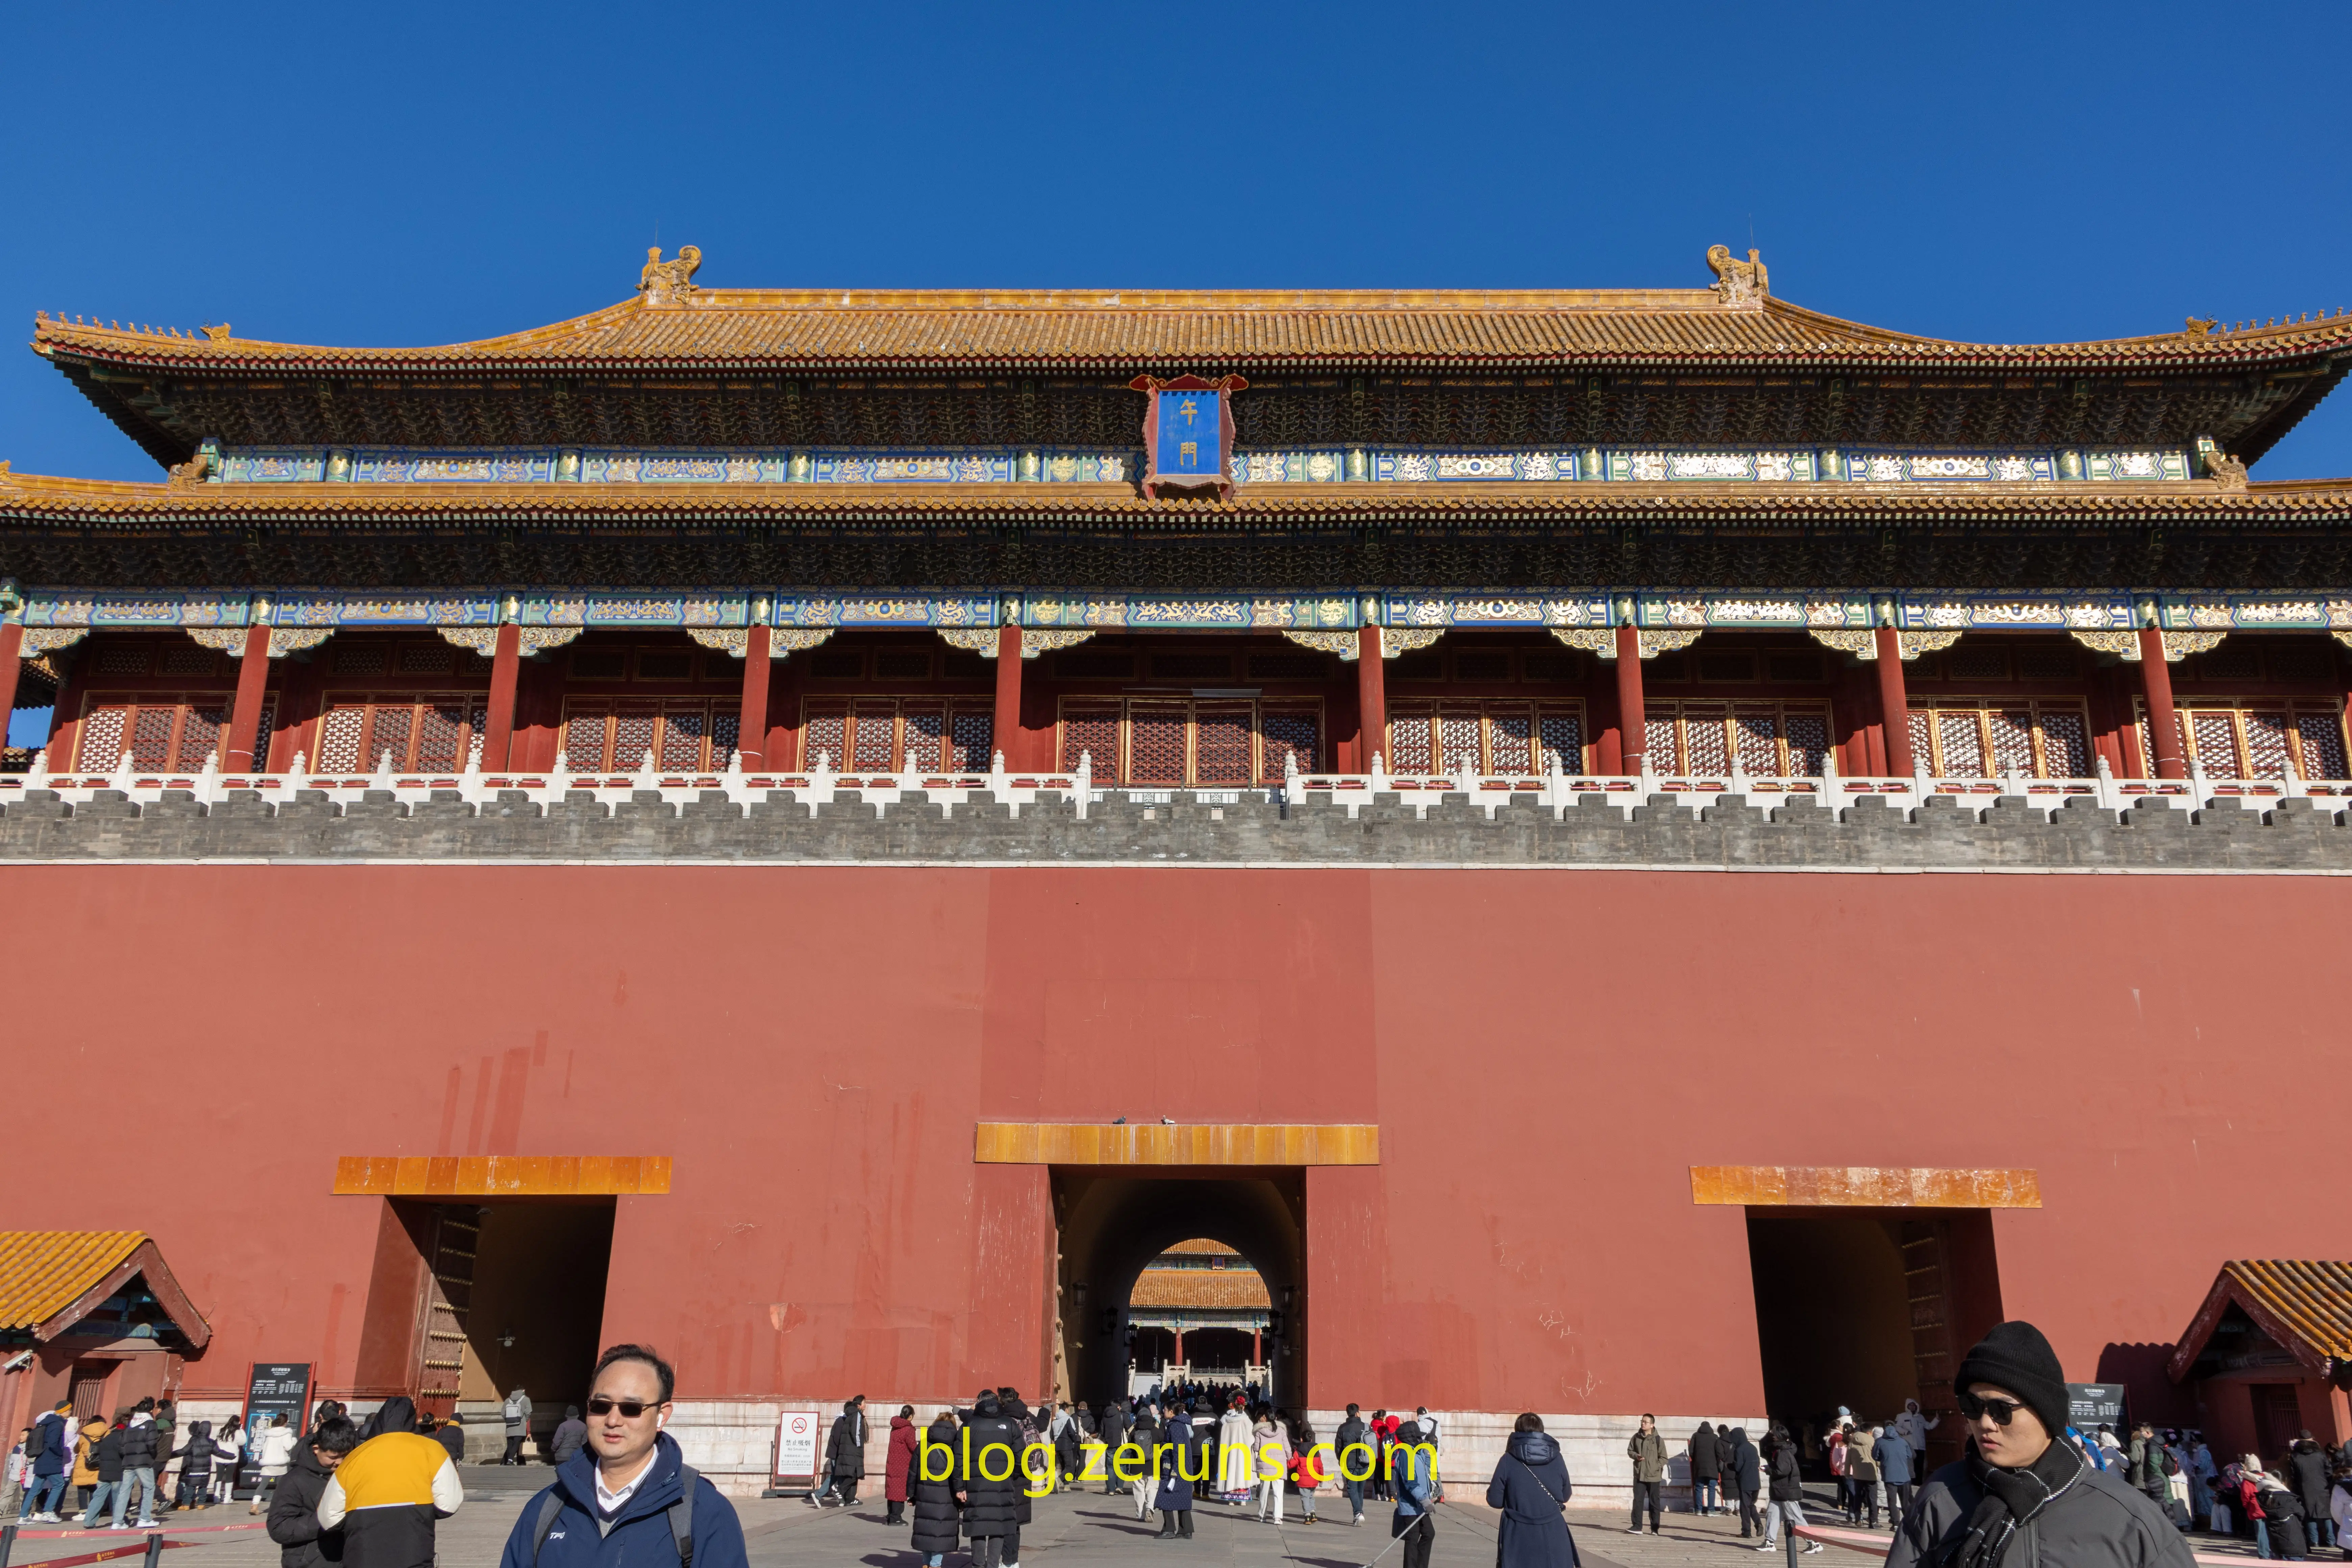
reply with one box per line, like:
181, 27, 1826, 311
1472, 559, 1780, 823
5, 1, 2348, 485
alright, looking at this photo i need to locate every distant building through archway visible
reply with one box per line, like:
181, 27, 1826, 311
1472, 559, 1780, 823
1128, 1239, 1271, 1392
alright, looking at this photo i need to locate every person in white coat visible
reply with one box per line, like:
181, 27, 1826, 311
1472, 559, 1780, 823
247, 1417, 297, 1514
1217, 1399, 1254, 1504
1891, 1399, 1939, 1475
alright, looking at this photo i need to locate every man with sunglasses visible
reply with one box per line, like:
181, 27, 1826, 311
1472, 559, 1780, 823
496, 1343, 746, 1568
1887, 1322, 2196, 1568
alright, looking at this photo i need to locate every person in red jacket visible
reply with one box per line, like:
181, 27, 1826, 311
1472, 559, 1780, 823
885, 1407, 918, 1526
1290, 1416, 1326, 1524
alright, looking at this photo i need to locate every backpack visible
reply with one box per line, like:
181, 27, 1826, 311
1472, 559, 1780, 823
532, 1464, 697, 1567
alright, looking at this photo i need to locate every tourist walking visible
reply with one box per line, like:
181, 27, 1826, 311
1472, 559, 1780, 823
1878, 1423, 1917, 1523
546, 1405, 586, 1467
320, 1391, 463, 1568
72, 1411, 107, 1512
1886, 1320, 2197, 1568
1153, 1398, 1198, 1540
1830, 1424, 1854, 1521
999, 1389, 1035, 1564
2289, 1434, 2331, 1548
1417, 1407, 1445, 1503
1291, 1415, 1323, 1523
494, 1343, 746, 1568
1851, 1423, 1883, 1527
1253, 1407, 1289, 1524
171, 1418, 231, 1511
116, 1400, 161, 1527
1690, 1422, 1721, 1517
960, 1392, 1023, 1567
77, 1414, 127, 1529
1488, 1414, 1578, 1568
2128, 1424, 2171, 1515
1098, 1401, 1131, 1495
818, 1397, 866, 1508
1626, 1412, 1668, 1535
247, 1415, 297, 1515
1337, 1404, 1370, 1525
266, 1415, 357, 1568
1390, 1418, 1436, 1568
885, 1405, 918, 1525
1217, 1397, 1253, 1506
1729, 1426, 1763, 1538
1126, 1403, 1161, 1521
499, 1388, 533, 1465
909, 1413, 963, 1568
428, 1416, 466, 1467
1757, 1425, 1821, 1554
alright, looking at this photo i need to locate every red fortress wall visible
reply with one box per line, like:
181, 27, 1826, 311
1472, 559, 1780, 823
3, 862, 2341, 1421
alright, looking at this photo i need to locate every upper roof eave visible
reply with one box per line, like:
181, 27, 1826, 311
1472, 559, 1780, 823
31, 288, 2352, 376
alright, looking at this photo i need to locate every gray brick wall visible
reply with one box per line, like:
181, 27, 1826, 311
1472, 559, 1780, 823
4, 787, 2349, 870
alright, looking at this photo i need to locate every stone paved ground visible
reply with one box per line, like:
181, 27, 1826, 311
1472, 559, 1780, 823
1, 1478, 2264, 1568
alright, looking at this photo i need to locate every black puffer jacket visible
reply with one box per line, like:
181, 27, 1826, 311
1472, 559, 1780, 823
909, 1419, 963, 1557
119, 1419, 158, 1471
1765, 1435, 1802, 1502
960, 1403, 1023, 1539
93, 1427, 126, 1484
267, 1442, 343, 1568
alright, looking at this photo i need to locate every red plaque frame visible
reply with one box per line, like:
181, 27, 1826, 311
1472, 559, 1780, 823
1130, 373, 1248, 500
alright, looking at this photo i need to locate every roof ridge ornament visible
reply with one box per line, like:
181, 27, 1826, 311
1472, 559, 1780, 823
638, 245, 703, 304
2185, 317, 2218, 337
1706, 244, 1769, 309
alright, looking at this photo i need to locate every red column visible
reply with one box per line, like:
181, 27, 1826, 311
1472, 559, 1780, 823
993, 625, 1023, 765
1874, 626, 1915, 776
480, 623, 523, 769
1172, 1328, 1183, 1368
1614, 624, 1647, 770
223, 623, 273, 771
0, 622, 23, 739
736, 624, 772, 768
1355, 625, 1386, 767
2138, 626, 2186, 779
1252, 1325, 1261, 1366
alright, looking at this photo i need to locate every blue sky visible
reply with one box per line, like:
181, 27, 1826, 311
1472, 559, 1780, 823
5, 1, 2348, 485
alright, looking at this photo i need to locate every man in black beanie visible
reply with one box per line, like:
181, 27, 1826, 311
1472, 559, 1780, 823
1886, 1320, 2194, 1568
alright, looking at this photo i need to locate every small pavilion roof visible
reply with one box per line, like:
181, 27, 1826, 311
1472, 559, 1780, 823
33, 287, 2352, 376
1130, 1268, 1272, 1312
2168, 1259, 2352, 1381
0, 1231, 210, 1349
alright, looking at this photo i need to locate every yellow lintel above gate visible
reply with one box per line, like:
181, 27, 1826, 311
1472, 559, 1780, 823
974, 1123, 1378, 1166
1689, 1165, 2040, 1208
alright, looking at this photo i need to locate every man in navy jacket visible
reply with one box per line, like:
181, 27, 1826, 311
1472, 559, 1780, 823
497, 1345, 745, 1568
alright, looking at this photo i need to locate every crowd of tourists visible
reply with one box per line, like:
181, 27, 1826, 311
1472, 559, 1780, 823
11, 1318, 2351, 1568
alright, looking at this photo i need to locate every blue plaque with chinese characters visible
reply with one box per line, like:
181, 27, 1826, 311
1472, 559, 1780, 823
1155, 390, 1222, 477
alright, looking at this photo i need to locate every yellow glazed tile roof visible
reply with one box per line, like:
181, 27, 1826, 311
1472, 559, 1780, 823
32, 286, 2352, 374
2221, 1260, 2352, 1361
0, 1232, 147, 1331
1129, 1268, 1273, 1312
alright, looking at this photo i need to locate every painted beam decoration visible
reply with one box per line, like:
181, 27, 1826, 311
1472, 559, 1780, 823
202, 442, 2198, 488
13, 587, 2352, 632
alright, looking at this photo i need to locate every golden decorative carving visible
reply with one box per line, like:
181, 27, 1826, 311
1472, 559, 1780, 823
2207, 451, 2249, 492
1282, 630, 1364, 660
1553, 627, 1701, 659
1379, 628, 1442, 658
2069, 629, 2225, 663
1809, 628, 1961, 661
1706, 244, 1769, 307
18, 629, 87, 656
439, 626, 586, 657
637, 245, 702, 300
185, 628, 250, 654
166, 451, 210, 488
938, 628, 1094, 659
770, 629, 833, 656
2185, 317, 2218, 337
265, 628, 333, 658
202, 323, 232, 343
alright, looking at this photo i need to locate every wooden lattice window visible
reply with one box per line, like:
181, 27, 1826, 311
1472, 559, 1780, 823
1639, 702, 1830, 776
1388, 701, 1587, 774
74, 693, 261, 771
2138, 698, 2350, 781
1908, 699, 2092, 778
1056, 698, 1324, 784
315, 695, 491, 773
559, 700, 739, 772
799, 698, 990, 773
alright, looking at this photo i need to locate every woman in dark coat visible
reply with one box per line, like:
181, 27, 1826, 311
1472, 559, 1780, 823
1154, 1401, 1197, 1539
961, 1394, 1022, 1568
886, 1407, 919, 1525
909, 1414, 963, 1567
1488, 1414, 1580, 1568
826, 1398, 868, 1507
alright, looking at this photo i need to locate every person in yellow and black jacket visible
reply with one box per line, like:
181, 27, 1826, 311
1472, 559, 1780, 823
317, 1398, 462, 1568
